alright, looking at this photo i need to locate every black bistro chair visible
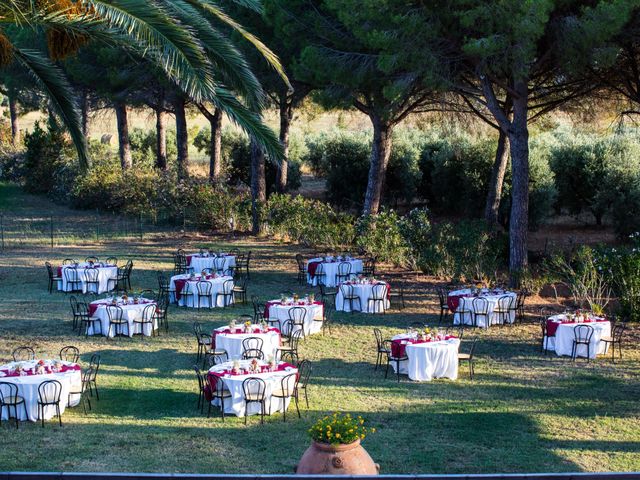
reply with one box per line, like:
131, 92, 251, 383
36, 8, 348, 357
339, 283, 361, 313
45, 261, 62, 294
0, 382, 27, 428
37, 379, 63, 427
367, 282, 388, 314
601, 322, 626, 363
572, 324, 595, 362
242, 377, 267, 425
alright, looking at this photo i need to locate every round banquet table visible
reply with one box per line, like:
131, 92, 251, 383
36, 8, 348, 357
88, 297, 157, 337
450, 288, 517, 328
264, 300, 323, 335
390, 333, 460, 381
544, 314, 611, 359
58, 263, 117, 294
207, 360, 298, 417
169, 274, 234, 308
186, 254, 236, 273
0, 360, 81, 422
212, 325, 281, 361
335, 281, 390, 313
306, 257, 363, 287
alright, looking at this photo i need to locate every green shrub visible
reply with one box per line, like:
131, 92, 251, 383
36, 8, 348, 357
355, 210, 409, 266
194, 128, 302, 193
266, 193, 355, 249
23, 118, 71, 195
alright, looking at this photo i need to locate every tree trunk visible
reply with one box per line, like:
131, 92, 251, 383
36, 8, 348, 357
484, 130, 509, 228
276, 96, 293, 192
209, 108, 223, 181
250, 137, 267, 235
155, 108, 167, 170
114, 102, 132, 170
362, 116, 393, 215
80, 90, 90, 140
8, 94, 19, 147
174, 97, 189, 179
507, 81, 530, 285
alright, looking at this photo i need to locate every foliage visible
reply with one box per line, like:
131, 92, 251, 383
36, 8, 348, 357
194, 127, 302, 193
266, 193, 354, 249
355, 210, 409, 267
308, 412, 375, 446
129, 127, 177, 168
544, 246, 611, 311
23, 118, 71, 194
594, 236, 640, 322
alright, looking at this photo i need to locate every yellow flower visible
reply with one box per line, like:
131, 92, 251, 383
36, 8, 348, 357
335, 433, 341, 438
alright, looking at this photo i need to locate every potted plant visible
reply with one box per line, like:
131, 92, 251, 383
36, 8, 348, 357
297, 412, 379, 475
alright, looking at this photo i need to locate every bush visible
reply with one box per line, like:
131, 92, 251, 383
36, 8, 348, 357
595, 238, 640, 321
355, 210, 409, 266
194, 128, 302, 193
129, 127, 177, 168
266, 193, 355, 249
23, 118, 72, 195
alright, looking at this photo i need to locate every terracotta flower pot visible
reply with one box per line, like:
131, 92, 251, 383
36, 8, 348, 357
296, 439, 379, 475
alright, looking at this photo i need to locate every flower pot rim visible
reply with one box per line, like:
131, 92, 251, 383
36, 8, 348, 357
312, 438, 362, 451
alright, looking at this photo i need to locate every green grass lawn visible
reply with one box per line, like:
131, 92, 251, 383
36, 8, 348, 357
0, 183, 639, 474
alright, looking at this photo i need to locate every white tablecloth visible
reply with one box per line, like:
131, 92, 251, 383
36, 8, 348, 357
187, 254, 236, 273
306, 258, 363, 287
0, 361, 81, 422
88, 298, 157, 337
451, 289, 517, 328
58, 264, 117, 294
169, 274, 234, 308
544, 315, 611, 359
390, 334, 460, 381
214, 327, 281, 361
336, 282, 389, 313
208, 360, 297, 416
265, 301, 323, 335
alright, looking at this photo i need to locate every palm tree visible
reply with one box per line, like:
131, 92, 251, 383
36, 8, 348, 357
0, 0, 287, 168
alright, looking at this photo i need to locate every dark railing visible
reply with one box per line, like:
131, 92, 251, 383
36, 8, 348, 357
2, 473, 639, 480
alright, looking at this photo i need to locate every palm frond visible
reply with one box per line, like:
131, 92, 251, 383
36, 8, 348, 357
166, 0, 265, 109
211, 86, 284, 163
12, 47, 88, 168
87, 0, 218, 102
188, 0, 291, 91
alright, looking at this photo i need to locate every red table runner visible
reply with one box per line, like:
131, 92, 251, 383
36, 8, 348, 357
0, 363, 80, 377
174, 275, 217, 300
307, 261, 321, 279
391, 336, 457, 358
545, 318, 607, 336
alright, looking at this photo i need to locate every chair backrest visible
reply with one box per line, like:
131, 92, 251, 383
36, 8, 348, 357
289, 329, 304, 351
193, 322, 204, 338
472, 297, 489, 314
12, 346, 35, 361
64, 267, 79, 282
81, 367, 93, 391
498, 295, 515, 310
288, 306, 306, 323
142, 304, 157, 321
214, 257, 227, 271
45, 261, 54, 279
279, 350, 299, 366
197, 281, 212, 295
106, 305, 124, 322
85, 256, 99, 263
77, 301, 90, 317
373, 328, 384, 349
60, 345, 80, 363
193, 365, 205, 391
279, 373, 297, 397
201, 268, 213, 275
338, 262, 352, 276
62, 258, 75, 265
0, 382, 19, 405
613, 323, 626, 341
437, 287, 447, 307
222, 279, 234, 294
339, 283, 354, 297
297, 359, 312, 388
106, 257, 118, 265
84, 267, 99, 282
242, 336, 264, 353
574, 324, 594, 342
89, 353, 101, 380
69, 295, 80, 315
242, 349, 264, 360
517, 290, 527, 308
38, 379, 63, 404
371, 282, 387, 300
242, 377, 266, 401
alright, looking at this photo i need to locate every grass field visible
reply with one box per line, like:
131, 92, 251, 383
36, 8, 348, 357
0, 183, 639, 474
